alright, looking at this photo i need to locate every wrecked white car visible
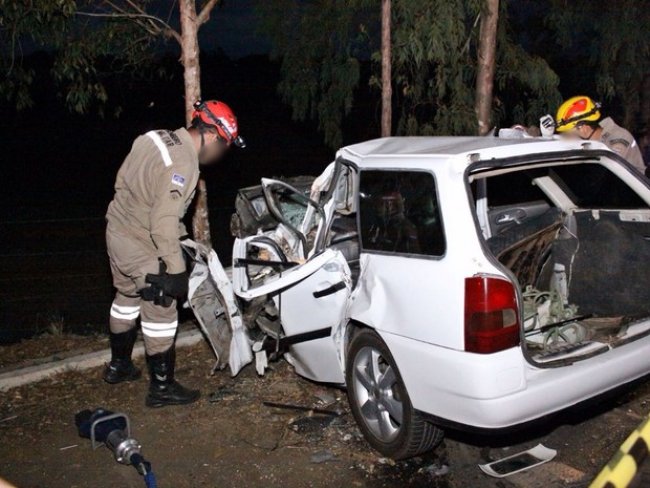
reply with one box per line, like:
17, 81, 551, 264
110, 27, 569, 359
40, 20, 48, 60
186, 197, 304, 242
187, 136, 650, 460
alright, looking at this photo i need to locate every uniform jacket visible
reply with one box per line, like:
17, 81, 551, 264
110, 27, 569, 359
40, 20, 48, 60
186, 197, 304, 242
106, 128, 199, 274
599, 117, 645, 173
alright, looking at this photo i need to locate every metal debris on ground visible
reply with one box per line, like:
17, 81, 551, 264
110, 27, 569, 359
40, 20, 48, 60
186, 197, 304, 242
313, 390, 336, 405
421, 462, 449, 476
262, 401, 342, 416
479, 443, 557, 478
208, 386, 237, 403
377, 457, 395, 466
310, 449, 337, 464
290, 415, 337, 435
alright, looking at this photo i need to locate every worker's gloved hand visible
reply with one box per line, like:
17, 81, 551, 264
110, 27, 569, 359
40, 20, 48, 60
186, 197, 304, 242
539, 114, 555, 137
140, 271, 188, 307
164, 271, 189, 298
139, 274, 174, 307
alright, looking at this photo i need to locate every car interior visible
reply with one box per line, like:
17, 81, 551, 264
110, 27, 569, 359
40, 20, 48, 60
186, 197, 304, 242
473, 162, 650, 363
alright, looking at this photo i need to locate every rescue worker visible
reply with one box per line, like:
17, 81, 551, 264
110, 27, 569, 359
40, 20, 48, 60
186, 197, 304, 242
104, 100, 244, 408
546, 96, 645, 173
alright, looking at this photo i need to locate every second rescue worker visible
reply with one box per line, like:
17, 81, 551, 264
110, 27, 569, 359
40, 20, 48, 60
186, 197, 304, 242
104, 100, 244, 408
541, 96, 645, 173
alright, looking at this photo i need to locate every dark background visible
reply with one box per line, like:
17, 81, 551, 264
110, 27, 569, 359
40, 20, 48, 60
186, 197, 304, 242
0, 1, 645, 343
0, 52, 344, 343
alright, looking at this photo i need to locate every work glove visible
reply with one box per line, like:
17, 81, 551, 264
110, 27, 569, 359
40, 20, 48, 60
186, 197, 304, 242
140, 271, 188, 307
163, 271, 189, 298
140, 276, 174, 307
539, 114, 555, 137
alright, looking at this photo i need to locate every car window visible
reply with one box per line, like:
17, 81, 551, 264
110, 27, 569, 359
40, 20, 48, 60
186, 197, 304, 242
274, 187, 311, 229
475, 170, 553, 208
262, 179, 323, 255
550, 164, 648, 209
476, 164, 648, 210
359, 170, 445, 257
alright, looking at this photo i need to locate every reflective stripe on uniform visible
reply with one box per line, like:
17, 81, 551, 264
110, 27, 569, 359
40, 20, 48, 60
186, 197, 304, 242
145, 131, 173, 167
141, 320, 178, 338
110, 303, 141, 321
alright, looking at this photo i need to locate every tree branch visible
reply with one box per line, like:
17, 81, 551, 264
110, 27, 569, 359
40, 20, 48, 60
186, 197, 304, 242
461, 12, 481, 56
121, 0, 165, 34
103, 0, 160, 37
75, 11, 181, 44
197, 0, 220, 26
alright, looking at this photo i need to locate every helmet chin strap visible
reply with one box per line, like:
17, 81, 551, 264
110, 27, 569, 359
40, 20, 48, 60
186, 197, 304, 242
579, 125, 598, 141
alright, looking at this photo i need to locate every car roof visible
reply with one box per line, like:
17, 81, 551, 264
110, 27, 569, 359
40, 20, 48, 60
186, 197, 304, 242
338, 136, 607, 166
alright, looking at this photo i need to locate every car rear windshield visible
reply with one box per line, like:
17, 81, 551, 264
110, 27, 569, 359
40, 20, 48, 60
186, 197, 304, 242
475, 163, 648, 209
359, 170, 445, 257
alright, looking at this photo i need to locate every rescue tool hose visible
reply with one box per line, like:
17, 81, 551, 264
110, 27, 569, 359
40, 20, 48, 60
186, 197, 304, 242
145, 472, 158, 488
131, 453, 157, 488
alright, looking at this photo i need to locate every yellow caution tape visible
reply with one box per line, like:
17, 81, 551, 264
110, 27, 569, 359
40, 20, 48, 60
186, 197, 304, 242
590, 415, 650, 488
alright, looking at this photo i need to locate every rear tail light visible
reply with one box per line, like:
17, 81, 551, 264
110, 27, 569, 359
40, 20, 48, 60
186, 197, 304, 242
465, 275, 520, 354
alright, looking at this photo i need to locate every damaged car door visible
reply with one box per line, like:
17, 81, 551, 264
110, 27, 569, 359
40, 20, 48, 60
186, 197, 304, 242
232, 166, 355, 383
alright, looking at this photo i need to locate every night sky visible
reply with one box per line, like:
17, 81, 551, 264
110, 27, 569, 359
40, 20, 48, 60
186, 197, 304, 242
201, 0, 270, 57
144, 0, 271, 58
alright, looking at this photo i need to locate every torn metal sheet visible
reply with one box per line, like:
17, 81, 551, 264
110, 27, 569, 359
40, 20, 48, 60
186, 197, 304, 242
479, 444, 557, 478
184, 240, 252, 376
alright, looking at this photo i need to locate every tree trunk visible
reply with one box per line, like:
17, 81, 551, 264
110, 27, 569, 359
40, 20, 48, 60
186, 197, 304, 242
191, 179, 211, 247
179, 0, 212, 248
381, 0, 392, 137
475, 0, 499, 136
180, 0, 201, 124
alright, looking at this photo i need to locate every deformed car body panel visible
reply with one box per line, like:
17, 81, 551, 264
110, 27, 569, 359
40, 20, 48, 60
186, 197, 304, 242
233, 244, 343, 299
270, 250, 352, 384
183, 240, 252, 376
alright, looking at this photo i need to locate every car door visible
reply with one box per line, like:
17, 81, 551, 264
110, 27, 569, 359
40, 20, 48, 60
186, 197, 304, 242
232, 166, 355, 383
272, 248, 351, 383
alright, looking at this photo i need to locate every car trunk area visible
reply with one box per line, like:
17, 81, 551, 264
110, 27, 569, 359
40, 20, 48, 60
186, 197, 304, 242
473, 160, 650, 365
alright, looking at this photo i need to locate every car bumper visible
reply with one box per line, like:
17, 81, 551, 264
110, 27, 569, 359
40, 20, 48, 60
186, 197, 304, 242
380, 330, 650, 429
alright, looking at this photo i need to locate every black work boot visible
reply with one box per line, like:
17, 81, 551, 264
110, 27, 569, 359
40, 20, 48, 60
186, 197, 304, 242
103, 328, 142, 384
145, 347, 200, 408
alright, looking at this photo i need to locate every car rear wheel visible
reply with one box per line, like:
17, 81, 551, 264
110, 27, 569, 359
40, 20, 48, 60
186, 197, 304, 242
345, 328, 444, 459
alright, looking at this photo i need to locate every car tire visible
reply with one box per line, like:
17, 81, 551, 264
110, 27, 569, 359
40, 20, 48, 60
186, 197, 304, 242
345, 328, 444, 460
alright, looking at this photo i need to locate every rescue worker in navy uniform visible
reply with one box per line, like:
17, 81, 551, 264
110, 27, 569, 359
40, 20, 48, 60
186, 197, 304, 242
541, 96, 645, 173
104, 100, 244, 408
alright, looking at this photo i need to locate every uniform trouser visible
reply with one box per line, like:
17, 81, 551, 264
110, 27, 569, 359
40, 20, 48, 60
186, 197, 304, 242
106, 224, 178, 355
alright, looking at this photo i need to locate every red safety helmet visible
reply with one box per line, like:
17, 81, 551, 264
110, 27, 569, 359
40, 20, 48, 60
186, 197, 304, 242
191, 100, 245, 148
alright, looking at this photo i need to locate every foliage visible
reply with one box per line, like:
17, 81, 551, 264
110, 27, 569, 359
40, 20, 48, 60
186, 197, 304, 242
258, 0, 370, 149
261, 0, 562, 147
548, 0, 650, 129
0, 1, 166, 114
1, 0, 73, 109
